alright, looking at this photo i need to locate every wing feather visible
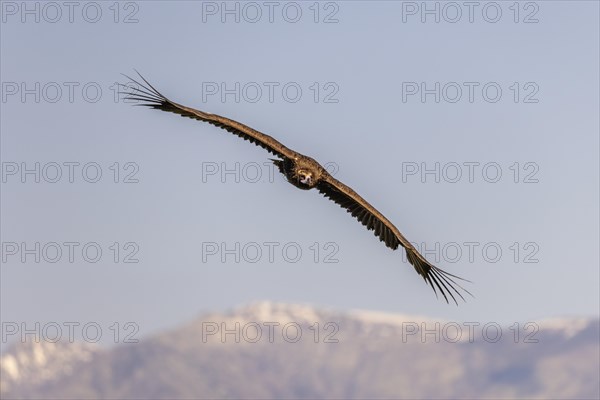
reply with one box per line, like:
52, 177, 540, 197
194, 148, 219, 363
317, 173, 471, 304
120, 73, 297, 160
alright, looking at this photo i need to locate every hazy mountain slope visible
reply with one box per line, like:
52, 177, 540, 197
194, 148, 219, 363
2, 302, 598, 399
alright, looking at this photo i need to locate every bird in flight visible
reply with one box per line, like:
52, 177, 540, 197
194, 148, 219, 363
121, 73, 471, 305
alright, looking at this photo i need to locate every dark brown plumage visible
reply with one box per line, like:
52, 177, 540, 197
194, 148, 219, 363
121, 73, 472, 305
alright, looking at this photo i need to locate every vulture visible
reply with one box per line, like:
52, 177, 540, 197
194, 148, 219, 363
121, 73, 471, 305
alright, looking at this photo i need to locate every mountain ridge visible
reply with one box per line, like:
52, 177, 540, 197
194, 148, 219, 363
2, 302, 598, 399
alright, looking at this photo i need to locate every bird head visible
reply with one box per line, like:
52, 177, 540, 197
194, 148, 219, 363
297, 169, 314, 186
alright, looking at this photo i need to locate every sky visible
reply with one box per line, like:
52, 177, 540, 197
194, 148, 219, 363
1, 1, 599, 345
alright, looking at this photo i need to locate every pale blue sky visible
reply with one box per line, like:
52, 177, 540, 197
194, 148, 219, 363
1, 1, 598, 344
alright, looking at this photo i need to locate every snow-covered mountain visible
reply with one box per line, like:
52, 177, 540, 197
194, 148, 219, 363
2, 302, 598, 399
0, 341, 99, 397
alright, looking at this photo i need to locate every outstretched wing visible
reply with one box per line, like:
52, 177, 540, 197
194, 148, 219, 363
317, 173, 471, 304
120, 73, 298, 160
